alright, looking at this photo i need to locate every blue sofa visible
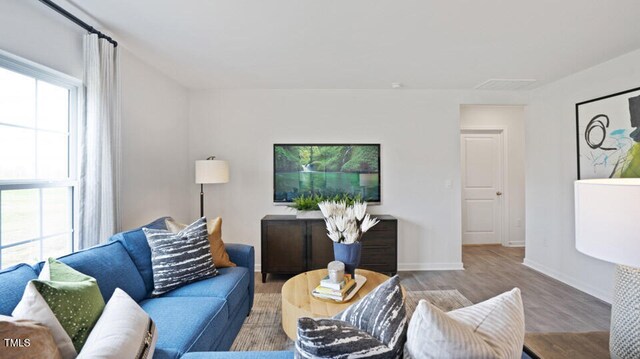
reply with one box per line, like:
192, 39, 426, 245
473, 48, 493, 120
0, 217, 291, 359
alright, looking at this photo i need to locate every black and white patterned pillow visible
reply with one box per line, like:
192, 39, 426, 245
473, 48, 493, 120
296, 275, 407, 359
143, 217, 218, 296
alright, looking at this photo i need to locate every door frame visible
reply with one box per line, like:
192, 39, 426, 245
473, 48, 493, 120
460, 126, 510, 246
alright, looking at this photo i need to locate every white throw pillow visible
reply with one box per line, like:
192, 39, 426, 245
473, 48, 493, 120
405, 288, 525, 359
12, 281, 77, 359
78, 288, 157, 359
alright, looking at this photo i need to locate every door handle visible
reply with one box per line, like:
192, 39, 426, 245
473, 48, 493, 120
496, 191, 503, 196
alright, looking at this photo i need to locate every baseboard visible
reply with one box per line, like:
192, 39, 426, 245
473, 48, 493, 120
398, 262, 465, 271
505, 241, 525, 247
254, 263, 465, 272
523, 258, 612, 304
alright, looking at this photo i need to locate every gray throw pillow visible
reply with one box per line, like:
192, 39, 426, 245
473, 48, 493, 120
143, 217, 218, 296
295, 275, 407, 359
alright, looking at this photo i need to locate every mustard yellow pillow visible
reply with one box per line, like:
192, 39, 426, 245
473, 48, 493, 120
165, 217, 236, 268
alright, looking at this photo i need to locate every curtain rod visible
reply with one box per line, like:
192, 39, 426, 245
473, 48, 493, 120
38, 0, 118, 47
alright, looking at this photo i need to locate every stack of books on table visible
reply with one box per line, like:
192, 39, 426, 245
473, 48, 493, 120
312, 274, 356, 301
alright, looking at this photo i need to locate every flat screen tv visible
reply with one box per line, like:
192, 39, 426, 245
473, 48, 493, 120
273, 144, 380, 204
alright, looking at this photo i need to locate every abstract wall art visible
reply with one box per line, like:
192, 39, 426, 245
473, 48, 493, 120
576, 87, 640, 179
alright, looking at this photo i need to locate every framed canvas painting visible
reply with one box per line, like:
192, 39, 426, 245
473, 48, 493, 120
576, 86, 640, 179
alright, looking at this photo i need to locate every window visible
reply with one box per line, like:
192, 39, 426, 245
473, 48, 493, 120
0, 51, 80, 269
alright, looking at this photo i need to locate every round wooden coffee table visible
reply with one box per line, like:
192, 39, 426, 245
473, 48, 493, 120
281, 268, 394, 340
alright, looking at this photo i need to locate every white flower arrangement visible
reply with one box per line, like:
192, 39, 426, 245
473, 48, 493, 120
319, 200, 379, 244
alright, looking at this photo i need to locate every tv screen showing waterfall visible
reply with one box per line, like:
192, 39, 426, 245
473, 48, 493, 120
273, 144, 381, 203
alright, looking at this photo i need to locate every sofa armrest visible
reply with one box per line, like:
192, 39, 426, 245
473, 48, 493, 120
225, 243, 255, 311
225, 243, 254, 272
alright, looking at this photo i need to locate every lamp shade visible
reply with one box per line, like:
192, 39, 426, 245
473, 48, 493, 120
575, 178, 640, 268
195, 159, 229, 184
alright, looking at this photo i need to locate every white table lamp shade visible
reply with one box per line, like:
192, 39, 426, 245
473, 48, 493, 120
195, 160, 229, 184
575, 178, 640, 268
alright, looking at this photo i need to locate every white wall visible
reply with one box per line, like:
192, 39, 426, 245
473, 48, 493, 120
188, 89, 527, 270
524, 48, 640, 303
460, 105, 526, 246
119, 50, 191, 229
0, 0, 84, 79
0, 0, 191, 232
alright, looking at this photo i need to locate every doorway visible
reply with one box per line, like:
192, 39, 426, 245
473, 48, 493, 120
460, 105, 526, 248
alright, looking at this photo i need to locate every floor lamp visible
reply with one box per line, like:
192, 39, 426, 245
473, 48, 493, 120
195, 156, 229, 218
575, 179, 640, 359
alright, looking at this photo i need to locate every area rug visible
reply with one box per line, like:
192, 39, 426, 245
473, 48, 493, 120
230, 290, 473, 351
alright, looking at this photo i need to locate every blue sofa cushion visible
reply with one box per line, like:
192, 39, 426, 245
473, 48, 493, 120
181, 352, 294, 359
0, 264, 38, 315
213, 295, 251, 351
43, 241, 147, 303
140, 297, 228, 358
150, 348, 181, 359
162, 266, 250, 314
109, 217, 168, 294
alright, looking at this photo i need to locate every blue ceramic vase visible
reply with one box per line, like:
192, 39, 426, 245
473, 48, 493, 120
333, 242, 362, 278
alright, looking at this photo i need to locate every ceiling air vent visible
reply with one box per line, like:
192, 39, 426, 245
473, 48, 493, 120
475, 79, 537, 91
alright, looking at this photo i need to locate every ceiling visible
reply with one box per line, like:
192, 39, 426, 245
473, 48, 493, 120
70, 0, 640, 90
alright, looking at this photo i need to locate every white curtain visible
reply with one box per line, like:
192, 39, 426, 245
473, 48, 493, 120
79, 34, 121, 248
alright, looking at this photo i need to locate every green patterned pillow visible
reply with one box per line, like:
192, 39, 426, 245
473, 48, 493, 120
32, 258, 105, 352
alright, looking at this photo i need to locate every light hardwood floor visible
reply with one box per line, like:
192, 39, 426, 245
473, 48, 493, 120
255, 245, 611, 333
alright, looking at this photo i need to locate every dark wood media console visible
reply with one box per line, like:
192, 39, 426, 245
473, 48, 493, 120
260, 215, 397, 282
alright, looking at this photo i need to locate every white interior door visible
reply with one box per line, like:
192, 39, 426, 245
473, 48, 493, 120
461, 131, 503, 245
